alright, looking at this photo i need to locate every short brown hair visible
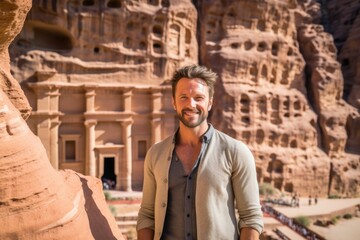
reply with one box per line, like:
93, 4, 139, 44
171, 65, 217, 98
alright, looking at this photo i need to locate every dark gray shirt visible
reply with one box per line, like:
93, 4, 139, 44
161, 125, 214, 240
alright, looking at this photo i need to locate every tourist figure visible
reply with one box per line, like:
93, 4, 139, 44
308, 195, 312, 205
314, 195, 318, 205
136, 65, 263, 239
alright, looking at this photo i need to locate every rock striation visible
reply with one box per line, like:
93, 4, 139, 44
0, 0, 125, 239
6, 0, 360, 202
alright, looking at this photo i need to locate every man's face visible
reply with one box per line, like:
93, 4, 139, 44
172, 77, 213, 128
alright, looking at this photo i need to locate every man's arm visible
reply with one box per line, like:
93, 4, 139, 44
240, 227, 260, 240
137, 228, 154, 240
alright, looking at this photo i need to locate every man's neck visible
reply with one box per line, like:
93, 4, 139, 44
177, 122, 209, 146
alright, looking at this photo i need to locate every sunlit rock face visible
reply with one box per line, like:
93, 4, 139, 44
198, 0, 359, 197
7, 0, 360, 199
0, 1, 125, 239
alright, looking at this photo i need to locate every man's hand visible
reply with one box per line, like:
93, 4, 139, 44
240, 227, 260, 240
137, 228, 154, 240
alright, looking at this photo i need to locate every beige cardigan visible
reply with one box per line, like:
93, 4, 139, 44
137, 129, 263, 239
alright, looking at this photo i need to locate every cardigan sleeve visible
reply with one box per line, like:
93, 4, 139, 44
231, 141, 264, 234
136, 146, 156, 231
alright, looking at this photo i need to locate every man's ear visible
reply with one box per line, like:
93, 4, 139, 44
172, 97, 176, 110
208, 97, 213, 111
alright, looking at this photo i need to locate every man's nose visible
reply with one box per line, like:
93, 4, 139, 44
189, 98, 196, 107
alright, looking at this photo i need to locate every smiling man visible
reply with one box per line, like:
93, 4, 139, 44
137, 65, 263, 240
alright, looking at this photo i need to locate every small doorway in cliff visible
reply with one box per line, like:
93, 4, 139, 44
101, 157, 117, 190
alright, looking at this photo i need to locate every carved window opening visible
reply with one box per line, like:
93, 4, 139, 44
153, 42, 162, 53
65, 140, 76, 161
280, 134, 289, 147
153, 25, 163, 36
274, 180, 283, 190
257, 41, 267, 52
107, 0, 121, 8
271, 42, 279, 56
242, 116, 250, 125
125, 37, 132, 48
270, 68, 276, 83
139, 41, 147, 50
294, 100, 301, 110
231, 42, 240, 49
261, 65, 267, 78
273, 160, 283, 173
290, 139, 297, 148
257, 95, 267, 113
148, 0, 158, 5
244, 40, 254, 50
127, 21, 134, 30
82, 0, 94, 6
287, 47, 293, 56
33, 27, 73, 51
61, 135, 80, 162
256, 129, 264, 144
284, 182, 293, 192
242, 131, 251, 143
94, 46, 100, 53
283, 97, 290, 110
342, 58, 349, 67
257, 20, 265, 31
161, 0, 169, 7
138, 140, 147, 160
240, 94, 250, 113
250, 64, 258, 79
281, 70, 289, 84
185, 29, 191, 44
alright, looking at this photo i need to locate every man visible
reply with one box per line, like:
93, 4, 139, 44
137, 65, 263, 240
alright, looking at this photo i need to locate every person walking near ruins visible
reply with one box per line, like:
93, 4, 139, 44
136, 65, 263, 240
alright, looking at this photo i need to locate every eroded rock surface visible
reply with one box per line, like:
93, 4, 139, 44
6, 0, 360, 200
0, 1, 124, 239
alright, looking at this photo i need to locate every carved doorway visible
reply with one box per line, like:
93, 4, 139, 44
101, 157, 117, 190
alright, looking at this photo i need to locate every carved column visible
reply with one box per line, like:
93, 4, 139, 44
85, 120, 97, 177
49, 119, 60, 169
121, 120, 133, 191
123, 89, 132, 112
49, 86, 60, 169
151, 90, 162, 144
85, 86, 96, 113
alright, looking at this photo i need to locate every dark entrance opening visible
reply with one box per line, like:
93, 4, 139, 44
101, 157, 117, 190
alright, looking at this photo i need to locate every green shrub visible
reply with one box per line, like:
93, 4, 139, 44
259, 183, 276, 196
295, 216, 311, 227
343, 213, 353, 219
328, 194, 341, 199
108, 205, 117, 216
104, 191, 112, 201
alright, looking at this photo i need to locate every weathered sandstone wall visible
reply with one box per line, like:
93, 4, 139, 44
0, 0, 125, 239
7, 0, 360, 199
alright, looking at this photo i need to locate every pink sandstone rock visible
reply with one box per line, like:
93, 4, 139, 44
6, 0, 360, 200
0, 1, 125, 239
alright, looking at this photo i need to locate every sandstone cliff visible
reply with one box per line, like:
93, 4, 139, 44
7, 0, 360, 200
0, 0, 125, 239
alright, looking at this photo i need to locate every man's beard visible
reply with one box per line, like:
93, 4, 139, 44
177, 108, 208, 128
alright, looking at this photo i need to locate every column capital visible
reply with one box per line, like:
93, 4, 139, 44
84, 119, 97, 127
121, 119, 133, 127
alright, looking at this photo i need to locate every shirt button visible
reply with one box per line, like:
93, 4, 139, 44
187, 214, 190, 217
162, 202, 167, 208
187, 195, 190, 199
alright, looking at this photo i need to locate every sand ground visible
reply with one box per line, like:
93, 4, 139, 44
273, 197, 360, 239
107, 191, 360, 239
